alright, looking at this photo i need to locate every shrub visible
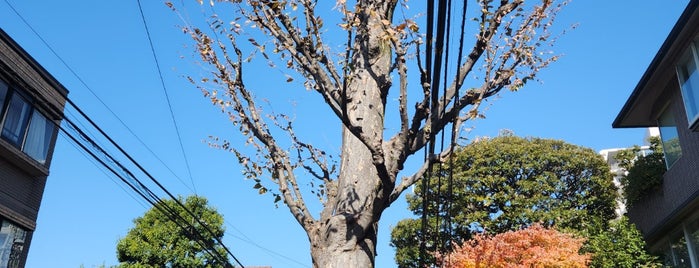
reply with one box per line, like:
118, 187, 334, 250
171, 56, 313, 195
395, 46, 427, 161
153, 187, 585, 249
618, 136, 666, 206
437, 224, 589, 268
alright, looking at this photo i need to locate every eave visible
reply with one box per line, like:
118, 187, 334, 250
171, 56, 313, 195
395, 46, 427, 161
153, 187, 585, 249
613, 1, 699, 128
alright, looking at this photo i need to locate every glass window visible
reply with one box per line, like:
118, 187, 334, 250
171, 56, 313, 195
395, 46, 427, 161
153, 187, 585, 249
665, 233, 693, 268
664, 246, 676, 267
658, 107, 682, 168
0, 84, 55, 165
678, 44, 699, 127
0, 220, 26, 268
1, 94, 31, 147
22, 112, 54, 164
0, 81, 8, 108
687, 219, 699, 266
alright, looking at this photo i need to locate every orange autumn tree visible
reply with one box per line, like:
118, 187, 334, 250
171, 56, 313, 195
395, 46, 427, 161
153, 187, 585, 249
438, 224, 590, 268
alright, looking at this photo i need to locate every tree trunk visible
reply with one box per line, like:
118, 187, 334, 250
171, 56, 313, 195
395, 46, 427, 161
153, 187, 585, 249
309, 127, 383, 268
308, 3, 392, 267
309, 220, 377, 267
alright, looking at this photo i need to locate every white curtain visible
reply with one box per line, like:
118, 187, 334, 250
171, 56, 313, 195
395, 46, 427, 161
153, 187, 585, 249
23, 112, 52, 164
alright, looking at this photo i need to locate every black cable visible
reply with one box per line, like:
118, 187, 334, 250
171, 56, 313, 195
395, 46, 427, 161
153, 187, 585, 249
422, 0, 449, 264
12, 64, 239, 267
446, 0, 468, 255
422, 0, 469, 263
435, 0, 456, 254
135, 0, 198, 194
59, 121, 230, 267
425, 0, 435, 85
419, 1, 435, 265
62, 112, 232, 266
5, 2, 245, 262
3, 2, 305, 266
3, 0, 198, 195
63, 97, 244, 267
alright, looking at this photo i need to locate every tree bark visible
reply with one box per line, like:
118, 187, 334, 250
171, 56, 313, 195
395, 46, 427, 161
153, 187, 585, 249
309, 91, 384, 268
308, 3, 393, 267
310, 134, 380, 267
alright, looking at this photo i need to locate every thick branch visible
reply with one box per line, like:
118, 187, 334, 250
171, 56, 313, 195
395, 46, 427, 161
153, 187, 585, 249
390, 149, 453, 202
394, 1, 523, 173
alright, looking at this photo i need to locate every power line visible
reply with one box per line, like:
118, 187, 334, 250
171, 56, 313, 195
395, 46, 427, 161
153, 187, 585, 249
419, 0, 437, 264
58, 131, 151, 210
445, 0, 468, 255
2, 0, 198, 195
135, 0, 198, 194
3, 1, 242, 266
59, 119, 233, 267
224, 227, 310, 268
37, 86, 242, 266
156, 3, 313, 266
421, 0, 468, 265
5, 0, 305, 266
64, 94, 244, 267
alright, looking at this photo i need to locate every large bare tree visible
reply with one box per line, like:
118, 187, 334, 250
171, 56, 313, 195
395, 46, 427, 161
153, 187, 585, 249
173, 0, 565, 267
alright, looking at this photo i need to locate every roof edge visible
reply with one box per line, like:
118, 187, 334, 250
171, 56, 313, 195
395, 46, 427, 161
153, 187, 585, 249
0, 28, 69, 97
612, 1, 699, 128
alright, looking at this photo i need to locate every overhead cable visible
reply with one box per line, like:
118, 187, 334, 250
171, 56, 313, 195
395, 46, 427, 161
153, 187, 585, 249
421, 0, 468, 265
42, 92, 238, 267
2, 0, 198, 195
4, 1, 310, 266
64, 97, 244, 267
1, 1, 242, 262
135, 0, 198, 194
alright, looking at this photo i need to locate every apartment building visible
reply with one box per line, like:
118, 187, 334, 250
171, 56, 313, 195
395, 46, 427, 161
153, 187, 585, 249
613, 1, 699, 266
0, 29, 67, 267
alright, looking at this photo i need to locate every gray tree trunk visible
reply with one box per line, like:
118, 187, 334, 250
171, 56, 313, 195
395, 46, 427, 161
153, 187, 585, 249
309, 3, 393, 267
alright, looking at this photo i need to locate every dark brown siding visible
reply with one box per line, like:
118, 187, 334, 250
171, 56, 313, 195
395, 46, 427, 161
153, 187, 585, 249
0, 156, 45, 231
628, 87, 699, 245
0, 32, 67, 119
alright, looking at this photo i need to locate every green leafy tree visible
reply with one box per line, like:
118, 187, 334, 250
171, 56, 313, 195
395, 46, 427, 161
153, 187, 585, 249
79, 264, 116, 268
583, 216, 660, 268
116, 196, 228, 268
616, 136, 666, 205
391, 135, 617, 267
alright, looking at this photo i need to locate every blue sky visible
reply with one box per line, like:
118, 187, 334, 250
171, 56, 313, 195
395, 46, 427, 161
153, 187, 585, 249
0, 0, 690, 267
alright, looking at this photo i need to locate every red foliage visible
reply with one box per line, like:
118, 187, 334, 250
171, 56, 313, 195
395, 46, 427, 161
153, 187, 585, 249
438, 224, 590, 268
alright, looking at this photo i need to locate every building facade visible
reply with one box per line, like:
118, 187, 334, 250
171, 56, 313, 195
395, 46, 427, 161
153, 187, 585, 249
0, 29, 67, 267
613, 1, 699, 266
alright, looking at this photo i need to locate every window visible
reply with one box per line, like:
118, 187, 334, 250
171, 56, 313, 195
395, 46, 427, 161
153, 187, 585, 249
658, 107, 682, 168
22, 112, 53, 164
0, 81, 7, 109
1, 93, 31, 147
667, 234, 692, 268
0, 220, 26, 268
0, 80, 56, 165
688, 220, 699, 267
678, 42, 699, 128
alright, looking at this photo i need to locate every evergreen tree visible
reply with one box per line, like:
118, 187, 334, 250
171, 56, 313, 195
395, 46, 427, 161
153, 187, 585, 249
116, 196, 228, 268
391, 135, 617, 267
